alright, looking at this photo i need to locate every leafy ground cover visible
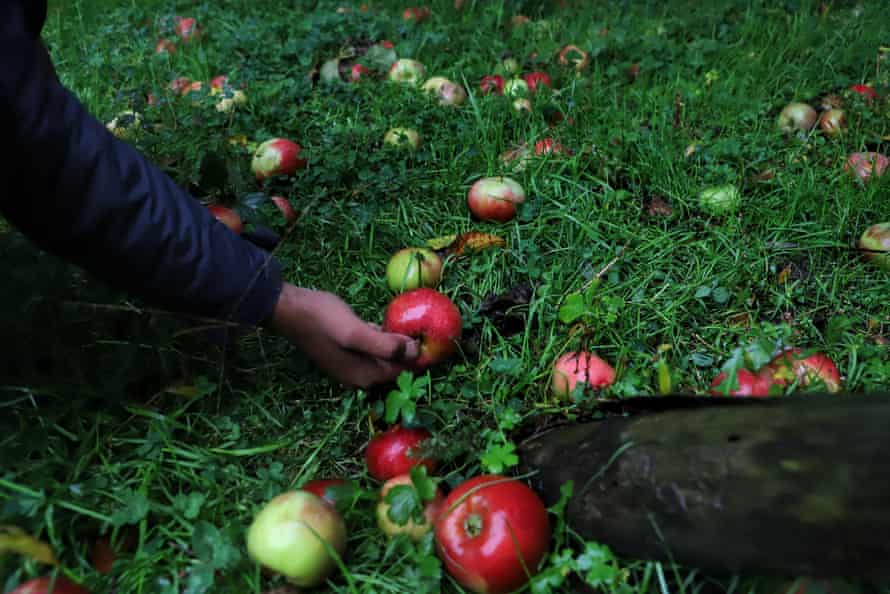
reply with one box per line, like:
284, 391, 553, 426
2, 0, 889, 592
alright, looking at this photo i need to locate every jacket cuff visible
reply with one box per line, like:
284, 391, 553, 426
225, 250, 284, 327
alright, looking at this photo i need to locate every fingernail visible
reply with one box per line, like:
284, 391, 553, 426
405, 339, 421, 360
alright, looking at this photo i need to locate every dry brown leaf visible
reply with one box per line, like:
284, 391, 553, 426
0, 525, 58, 566
451, 232, 507, 256
426, 234, 457, 251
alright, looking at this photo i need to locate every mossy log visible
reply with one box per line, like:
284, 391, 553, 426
518, 393, 890, 579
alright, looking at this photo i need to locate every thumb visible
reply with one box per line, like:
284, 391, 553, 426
346, 324, 421, 362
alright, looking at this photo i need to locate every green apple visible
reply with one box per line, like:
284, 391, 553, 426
386, 247, 443, 293
383, 127, 421, 150
246, 491, 347, 588
388, 59, 426, 85
698, 184, 741, 216
858, 222, 890, 272
504, 78, 529, 97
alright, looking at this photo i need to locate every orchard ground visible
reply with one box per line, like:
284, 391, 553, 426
2, 0, 889, 593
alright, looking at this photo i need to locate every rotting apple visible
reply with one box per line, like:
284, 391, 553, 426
246, 491, 347, 588
698, 184, 741, 216
105, 110, 143, 140
207, 204, 244, 234
155, 38, 176, 54
422, 76, 466, 106
709, 368, 774, 397
500, 144, 531, 172
270, 196, 297, 224
383, 127, 421, 150
558, 44, 590, 72
504, 77, 529, 98
858, 222, 890, 271
252, 138, 307, 180
388, 59, 426, 85
8, 576, 91, 594
385, 247, 443, 293
551, 351, 615, 400
818, 108, 846, 136
844, 152, 889, 184
382, 288, 462, 370
758, 348, 842, 393
467, 176, 526, 223
365, 425, 438, 481
480, 74, 505, 95
435, 475, 551, 594
523, 71, 552, 93
301, 478, 349, 507
376, 474, 445, 541
776, 102, 818, 134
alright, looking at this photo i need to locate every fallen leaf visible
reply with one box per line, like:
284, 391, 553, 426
426, 234, 457, 251
427, 232, 506, 257
644, 195, 673, 218
0, 525, 58, 565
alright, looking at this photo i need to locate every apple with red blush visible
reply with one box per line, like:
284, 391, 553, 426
382, 288, 462, 370
551, 351, 615, 400
252, 138, 308, 180
467, 177, 526, 223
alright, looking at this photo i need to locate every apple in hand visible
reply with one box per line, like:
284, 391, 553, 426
386, 247, 443, 293
252, 138, 307, 180
844, 152, 888, 184
467, 176, 526, 223
551, 351, 615, 399
207, 204, 244, 234
382, 288, 462, 370
777, 102, 818, 134
388, 59, 426, 85
376, 474, 445, 541
383, 127, 421, 150
858, 222, 890, 271
480, 75, 505, 95
366, 425, 438, 480
8, 577, 91, 594
246, 491, 347, 588
709, 368, 774, 397
758, 348, 841, 393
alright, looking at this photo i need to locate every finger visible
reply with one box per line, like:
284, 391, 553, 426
346, 324, 421, 362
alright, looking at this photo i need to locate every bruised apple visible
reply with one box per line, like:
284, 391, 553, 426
376, 474, 445, 541
558, 44, 590, 72
382, 288, 462, 370
534, 138, 570, 157
858, 222, 890, 271
551, 351, 615, 400
385, 247, 443, 293
246, 491, 347, 588
467, 176, 526, 223
251, 138, 307, 180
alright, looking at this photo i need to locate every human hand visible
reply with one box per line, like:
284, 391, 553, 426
268, 283, 420, 388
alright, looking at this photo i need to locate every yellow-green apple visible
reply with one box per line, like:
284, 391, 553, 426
467, 176, 526, 223
384, 127, 421, 150
252, 138, 307, 180
422, 76, 466, 106
376, 474, 445, 541
504, 78, 529, 97
382, 288, 462, 370
386, 247, 443, 293
698, 184, 741, 216
818, 109, 846, 136
246, 491, 347, 588
512, 98, 532, 113
858, 222, 890, 271
496, 57, 521, 75
388, 59, 426, 85
776, 102, 817, 134
551, 351, 615, 400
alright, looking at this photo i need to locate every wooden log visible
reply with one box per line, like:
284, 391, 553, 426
518, 393, 890, 579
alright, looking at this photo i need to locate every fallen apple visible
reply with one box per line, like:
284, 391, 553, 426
209, 75, 229, 90
496, 57, 520, 75
383, 127, 421, 150
818, 108, 846, 136
467, 176, 526, 222
534, 138, 570, 157
858, 222, 890, 271
504, 78, 529, 98
480, 74, 505, 95
207, 204, 244, 234
385, 247, 443, 293
270, 196, 297, 224
511, 14, 531, 27
382, 288, 462, 370
301, 478, 349, 507
251, 138, 307, 180
422, 76, 466, 106
698, 184, 741, 216
523, 71, 552, 93
174, 16, 200, 41
246, 491, 348, 588
849, 83, 878, 101
512, 98, 532, 113
402, 7, 431, 22
168, 76, 192, 94
105, 110, 143, 140
349, 63, 370, 82
376, 474, 445, 541
7, 576, 91, 594
366, 425, 438, 480
155, 38, 176, 54
551, 351, 615, 400
320, 59, 344, 84
215, 89, 247, 113
759, 348, 842, 393
844, 152, 889, 184
388, 59, 426, 85
709, 368, 774, 397
776, 102, 818, 134
500, 144, 531, 172
558, 44, 590, 72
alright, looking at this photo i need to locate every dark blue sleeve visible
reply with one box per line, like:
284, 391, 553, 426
0, 1, 283, 327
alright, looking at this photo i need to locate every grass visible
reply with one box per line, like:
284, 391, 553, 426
2, 0, 890, 592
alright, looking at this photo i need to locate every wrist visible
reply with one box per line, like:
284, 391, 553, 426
267, 282, 308, 334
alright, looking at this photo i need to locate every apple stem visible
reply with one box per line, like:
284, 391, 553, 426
463, 513, 483, 537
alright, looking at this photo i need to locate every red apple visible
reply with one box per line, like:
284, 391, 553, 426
551, 351, 615, 400
7, 577, 91, 594
349, 63, 370, 82
252, 138, 307, 180
776, 102, 818, 134
376, 474, 445, 541
849, 83, 878, 101
523, 71, 552, 93
155, 38, 176, 54
301, 478, 348, 507
246, 491, 347, 588
534, 138, 570, 157
207, 204, 244, 234
382, 288, 462, 370
168, 76, 192, 94
558, 44, 590, 72
402, 7, 431, 22
366, 425, 438, 480
467, 176, 526, 223
818, 109, 846, 136
270, 196, 297, 224
388, 59, 426, 85
844, 152, 889, 184
480, 75, 505, 95
379, 40, 395, 49
709, 368, 774, 397
858, 222, 890, 271
759, 348, 842, 393
210, 75, 229, 90
385, 247, 443, 293
181, 80, 203, 96
174, 16, 200, 41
